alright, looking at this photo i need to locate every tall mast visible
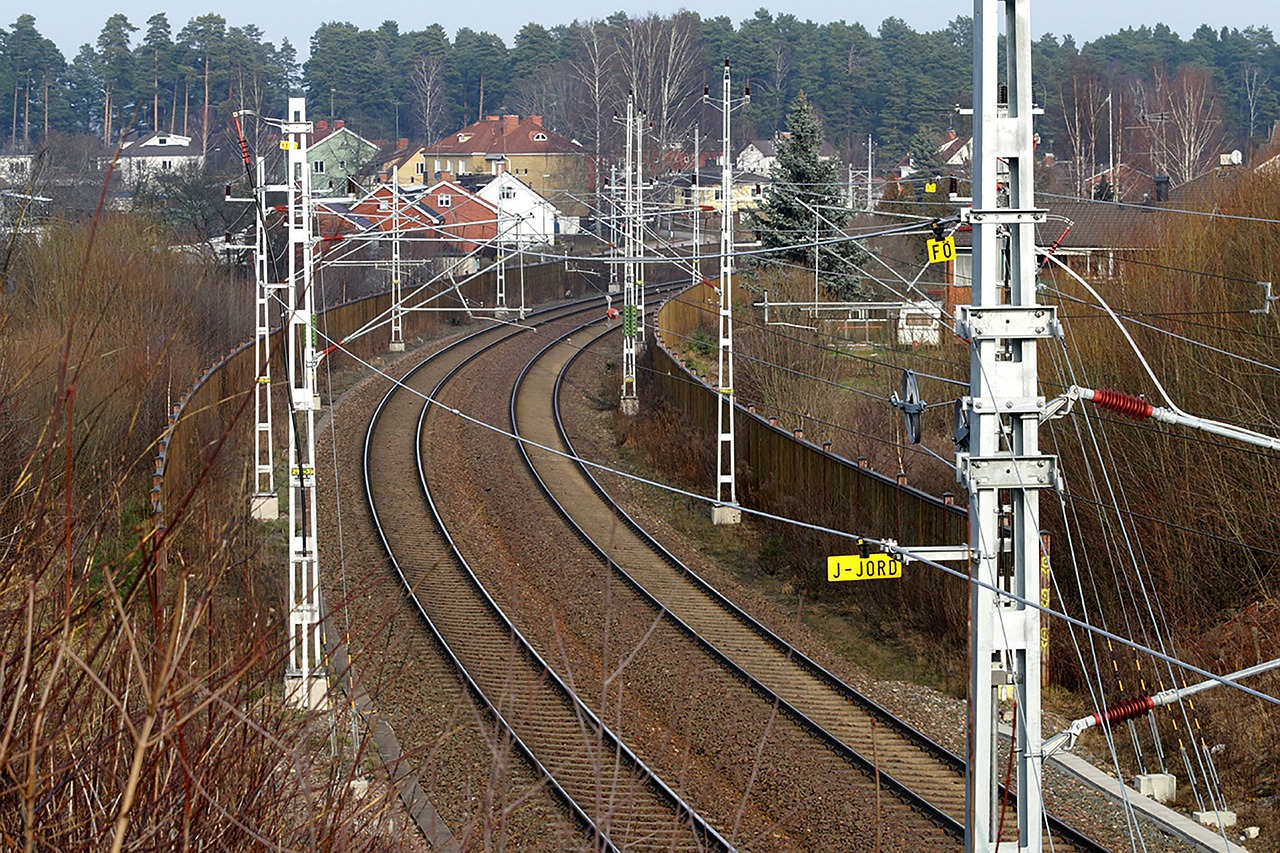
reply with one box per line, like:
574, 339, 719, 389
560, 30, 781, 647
962, 3, 1052, 848
282, 96, 326, 711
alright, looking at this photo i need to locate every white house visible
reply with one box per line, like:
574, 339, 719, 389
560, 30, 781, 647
464, 171, 572, 246
113, 133, 204, 184
0, 152, 37, 187
736, 134, 839, 176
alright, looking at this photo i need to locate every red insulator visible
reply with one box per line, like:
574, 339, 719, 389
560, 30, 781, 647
1092, 694, 1155, 726
1090, 388, 1154, 420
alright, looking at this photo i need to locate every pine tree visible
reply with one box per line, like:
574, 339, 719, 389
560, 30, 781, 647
754, 91, 867, 299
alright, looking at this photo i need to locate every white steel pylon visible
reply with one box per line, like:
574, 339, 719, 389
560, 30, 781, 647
704, 59, 748, 525
961, 3, 1054, 849
250, 157, 278, 520
634, 106, 647, 348
281, 97, 327, 711
389, 180, 405, 351
619, 92, 640, 415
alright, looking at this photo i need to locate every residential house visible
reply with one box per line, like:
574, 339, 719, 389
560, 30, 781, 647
308, 120, 380, 196
894, 130, 973, 180
736, 134, 838, 176
417, 176, 500, 255
0, 151, 36, 188
459, 171, 572, 246
113, 132, 204, 184
420, 115, 590, 218
673, 168, 770, 217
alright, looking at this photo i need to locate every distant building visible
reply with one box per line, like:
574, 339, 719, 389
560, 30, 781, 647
419, 115, 590, 217
736, 134, 839, 176
0, 151, 37, 188
307, 121, 379, 196
112, 132, 203, 184
673, 168, 770, 217
458, 171, 571, 246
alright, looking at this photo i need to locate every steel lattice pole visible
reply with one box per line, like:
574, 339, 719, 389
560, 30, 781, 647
963, 3, 1052, 849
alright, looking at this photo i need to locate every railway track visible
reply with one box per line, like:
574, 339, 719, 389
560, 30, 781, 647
364, 296, 729, 850
510, 313, 1111, 853
360, 288, 1111, 850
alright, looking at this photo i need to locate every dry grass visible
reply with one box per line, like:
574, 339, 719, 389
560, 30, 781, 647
0, 214, 413, 849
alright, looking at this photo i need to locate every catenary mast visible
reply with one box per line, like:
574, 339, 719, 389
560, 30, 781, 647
282, 97, 327, 710
961, 3, 1053, 849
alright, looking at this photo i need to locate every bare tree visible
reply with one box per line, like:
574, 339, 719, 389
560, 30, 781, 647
1136, 65, 1223, 185
1056, 59, 1106, 197
509, 61, 578, 135
1242, 63, 1268, 142
411, 55, 448, 144
570, 21, 619, 217
615, 14, 703, 153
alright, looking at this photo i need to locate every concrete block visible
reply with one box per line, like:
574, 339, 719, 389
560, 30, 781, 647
389, 341, 405, 352
251, 494, 279, 521
711, 505, 741, 526
620, 398, 640, 416
1134, 773, 1176, 804
1193, 810, 1238, 828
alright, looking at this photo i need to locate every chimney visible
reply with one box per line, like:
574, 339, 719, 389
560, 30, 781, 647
530, 115, 543, 126
503, 114, 520, 133
316, 120, 328, 133
334, 120, 345, 130
440, 171, 454, 183
1154, 175, 1170, 203
1043, 152, 1055, 168
396, 137, 409, 152
486, 115, 500, 123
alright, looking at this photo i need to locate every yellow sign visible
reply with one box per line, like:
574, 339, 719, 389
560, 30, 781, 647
926, 236, 956, 264
827, 553, 903, 582
279, 140, 297, 150
925, 181, 937, 193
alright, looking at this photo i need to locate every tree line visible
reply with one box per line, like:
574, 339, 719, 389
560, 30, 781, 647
3, 10, 1279, 184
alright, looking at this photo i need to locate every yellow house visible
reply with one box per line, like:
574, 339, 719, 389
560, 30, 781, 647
402, 115, 591, 217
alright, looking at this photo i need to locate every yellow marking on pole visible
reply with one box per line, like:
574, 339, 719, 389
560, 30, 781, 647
926, 236, 956, 264
827, 553, 903, 582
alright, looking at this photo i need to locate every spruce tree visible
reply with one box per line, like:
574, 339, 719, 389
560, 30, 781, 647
754, 91, 867, 299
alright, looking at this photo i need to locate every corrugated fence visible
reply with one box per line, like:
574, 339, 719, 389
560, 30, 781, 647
652, 282, 968, 635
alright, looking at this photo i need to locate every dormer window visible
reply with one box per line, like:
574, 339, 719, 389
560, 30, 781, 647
533, 132, 547, 142
457, 133, 472, 143
158, 137, 168, 145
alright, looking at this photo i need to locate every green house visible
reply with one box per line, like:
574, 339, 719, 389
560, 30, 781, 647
307, 121, 380, 196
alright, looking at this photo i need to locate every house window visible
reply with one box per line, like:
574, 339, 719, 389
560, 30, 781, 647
500, 186, 516, 200
445, 160, 452, 172
533, 132, 547, 142
158, 137, 168, 145
458, 160, 467, 173
714, 189, 723, 200
161, 159, 173, 170
416, 162, 426, 175
437, 194, 452, 208
313, 160, 326, 174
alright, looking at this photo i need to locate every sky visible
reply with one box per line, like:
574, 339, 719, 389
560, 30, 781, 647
14, 1, 1280, 61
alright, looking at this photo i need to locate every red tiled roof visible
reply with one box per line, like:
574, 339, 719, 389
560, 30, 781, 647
425, 115, 580, 156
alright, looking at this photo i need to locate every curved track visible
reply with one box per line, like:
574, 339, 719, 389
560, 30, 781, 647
365, 297, 729, 851
511, 315, 1110, 853
361, 290, 1111, 851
